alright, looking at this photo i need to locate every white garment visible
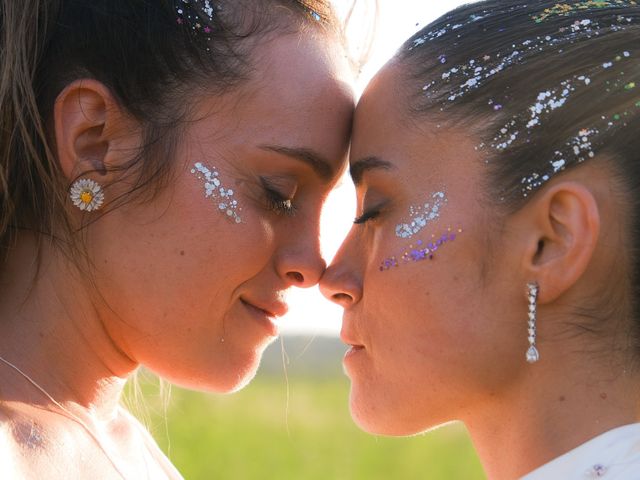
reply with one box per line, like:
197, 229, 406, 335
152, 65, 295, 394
521, 423, 640, 479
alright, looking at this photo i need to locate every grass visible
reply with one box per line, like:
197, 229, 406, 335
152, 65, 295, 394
127, 371, 486, 479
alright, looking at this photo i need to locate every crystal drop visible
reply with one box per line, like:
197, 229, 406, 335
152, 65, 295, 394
526, 345, 540, 363
528, 328, 535, 335
528, 312, 535, 321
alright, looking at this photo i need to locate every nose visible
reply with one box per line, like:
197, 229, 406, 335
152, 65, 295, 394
276, 250, 326, 288
319, 255, 362, 309
275, 225, 327, 288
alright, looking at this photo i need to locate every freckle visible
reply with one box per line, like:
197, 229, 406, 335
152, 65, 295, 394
600, 392, 608, 400
180, 250, 185, 256
558, 395, 566, 402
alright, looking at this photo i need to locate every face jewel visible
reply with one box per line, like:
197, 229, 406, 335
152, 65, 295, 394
191, 162, 242, 224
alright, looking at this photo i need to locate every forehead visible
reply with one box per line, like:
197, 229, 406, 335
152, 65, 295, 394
234, 32, 354, 167
190, 33, 354, 176
351, 63, 482, 187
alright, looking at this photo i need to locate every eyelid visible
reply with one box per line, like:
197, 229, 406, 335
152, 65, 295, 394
259, 175, 298, 199
259, 176, 298, 216
354, 200, 389, 225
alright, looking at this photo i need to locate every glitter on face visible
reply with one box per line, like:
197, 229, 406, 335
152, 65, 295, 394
191, 162, 242, 224
395, 191, 448, 239
380, 226, 463, 272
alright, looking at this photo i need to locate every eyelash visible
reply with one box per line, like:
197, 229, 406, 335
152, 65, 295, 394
354, 209, 381, 225
261, 180, 297, 216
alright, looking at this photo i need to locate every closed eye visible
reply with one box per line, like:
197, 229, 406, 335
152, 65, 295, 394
354, 209, 381, 225
261, 178, 297, 216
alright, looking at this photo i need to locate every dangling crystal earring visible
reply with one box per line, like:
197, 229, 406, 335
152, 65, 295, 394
526, 282, 540, 363
69, 178, 105, 212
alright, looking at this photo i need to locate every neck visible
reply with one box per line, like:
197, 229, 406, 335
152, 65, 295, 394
464, 347, 640, 480
0, 234, 137, 421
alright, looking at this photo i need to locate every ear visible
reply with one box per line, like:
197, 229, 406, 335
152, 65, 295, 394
53, 79, 132, 182
518, 182, 601, 304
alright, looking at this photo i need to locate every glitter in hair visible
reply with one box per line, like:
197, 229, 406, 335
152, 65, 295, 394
411, 4, 638, 198
533, 0, 638, 23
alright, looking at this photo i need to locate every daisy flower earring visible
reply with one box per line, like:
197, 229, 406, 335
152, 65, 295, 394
69, 178, 105, 212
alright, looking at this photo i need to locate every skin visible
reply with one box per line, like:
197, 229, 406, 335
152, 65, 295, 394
0, 31, 353, 478
320, 63, 640, 480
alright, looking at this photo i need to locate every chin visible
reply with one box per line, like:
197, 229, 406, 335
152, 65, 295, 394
160, 347, 266, 394
349, 391, 428, 437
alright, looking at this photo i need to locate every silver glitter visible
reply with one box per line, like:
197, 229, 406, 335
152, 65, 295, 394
395, 191, 448, 239
521, 127, 598, 196
191, 162, 242, 224
421, 15, 632, 102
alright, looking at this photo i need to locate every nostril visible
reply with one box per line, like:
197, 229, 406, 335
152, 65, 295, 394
332, 293, 353, 304
287, 272, 305, 284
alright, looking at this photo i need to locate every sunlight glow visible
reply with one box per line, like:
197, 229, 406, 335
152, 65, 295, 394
278, 0, 477, 336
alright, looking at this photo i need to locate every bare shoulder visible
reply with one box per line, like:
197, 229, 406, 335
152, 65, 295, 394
118, 407, 185, 479
0, 402, 35, 479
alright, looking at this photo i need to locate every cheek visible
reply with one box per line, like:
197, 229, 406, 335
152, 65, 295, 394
352, 232, 513, 432
86, 178, 276, 328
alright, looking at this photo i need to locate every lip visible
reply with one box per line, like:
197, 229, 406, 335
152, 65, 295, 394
340, 325, 364, 350
340, 324, 366, 363
240, 298, 287, 337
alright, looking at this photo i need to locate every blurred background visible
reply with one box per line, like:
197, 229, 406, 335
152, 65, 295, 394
129, 1, 487, 478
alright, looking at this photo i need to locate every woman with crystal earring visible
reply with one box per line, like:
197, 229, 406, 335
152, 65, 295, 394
0, 0, 354, 477
320, 1, 640, 478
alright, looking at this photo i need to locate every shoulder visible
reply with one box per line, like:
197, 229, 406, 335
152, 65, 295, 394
118, 407, 185, 480
0, 402, 37, 478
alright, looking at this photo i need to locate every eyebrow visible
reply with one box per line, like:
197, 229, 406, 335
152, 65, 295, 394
260, 145, 334, 181
349, 156, 395, 186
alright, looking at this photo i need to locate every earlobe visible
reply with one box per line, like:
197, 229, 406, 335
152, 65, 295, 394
522, 182, 601, 304
53, 79, 120, 181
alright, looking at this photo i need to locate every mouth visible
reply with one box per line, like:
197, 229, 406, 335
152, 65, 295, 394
340, 328, 365, 358
240, 298, 287, 337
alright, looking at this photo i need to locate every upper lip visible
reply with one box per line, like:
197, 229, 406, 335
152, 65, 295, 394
241, 297, 289, 319
340, 321, 364, 347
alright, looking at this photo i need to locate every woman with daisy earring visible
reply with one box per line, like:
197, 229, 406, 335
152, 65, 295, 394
0, 0, 354, 477
321, 1, 640, 478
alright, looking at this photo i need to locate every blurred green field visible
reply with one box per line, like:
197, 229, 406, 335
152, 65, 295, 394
126, 337, 486, 480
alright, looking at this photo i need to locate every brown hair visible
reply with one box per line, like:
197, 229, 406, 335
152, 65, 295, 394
0, 0, 341, 263
396, 1, 639, 341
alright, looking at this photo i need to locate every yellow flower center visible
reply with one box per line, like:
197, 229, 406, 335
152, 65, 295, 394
80, 191, 94, 204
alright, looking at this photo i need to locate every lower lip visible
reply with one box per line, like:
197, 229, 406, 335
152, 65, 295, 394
241, 301, 279, 337
344, 345, 365, 364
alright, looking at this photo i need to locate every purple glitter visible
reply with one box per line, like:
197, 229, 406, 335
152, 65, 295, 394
380, 227, 463, 272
